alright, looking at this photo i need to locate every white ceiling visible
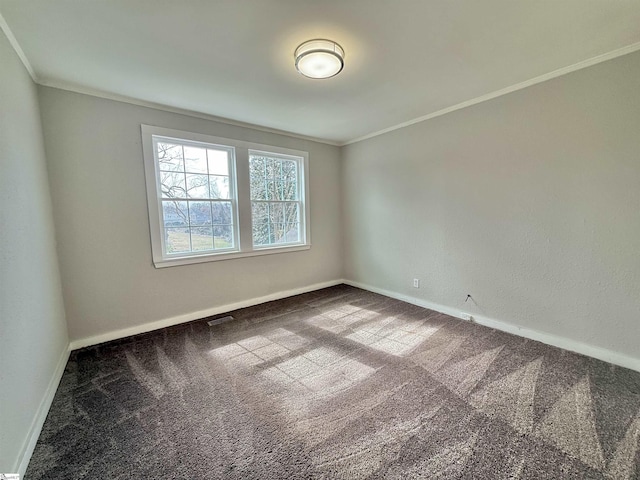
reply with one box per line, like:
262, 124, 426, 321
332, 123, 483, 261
1, 1, 640, 144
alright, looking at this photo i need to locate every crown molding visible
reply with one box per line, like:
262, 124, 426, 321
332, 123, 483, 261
2, 5, 639, 148
0, 10, 37, 82
41, 41, 640, 148
36, 78, 341, 147
342, 41, 640, 146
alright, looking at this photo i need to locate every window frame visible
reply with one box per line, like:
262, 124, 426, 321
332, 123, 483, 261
141, 125, 310, 268
248, 148, 306, 250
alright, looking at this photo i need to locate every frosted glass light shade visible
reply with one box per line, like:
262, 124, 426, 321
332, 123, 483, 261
295, 39, 344, 79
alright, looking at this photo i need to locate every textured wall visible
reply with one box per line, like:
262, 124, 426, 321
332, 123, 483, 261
38, 87, 343, 341
342, 51, 640, 361
0, 31, 68, 471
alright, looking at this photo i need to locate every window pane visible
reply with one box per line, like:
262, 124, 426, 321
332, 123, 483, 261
165, 227, 191, 253
286, 223, 301, 243
251, 199, 302, 247
271, 223, 299, 244
252, 226, 269, 246
159, 171, 186, 198
249, 156, 267, 200
208, 149, 229, 175
157, 143, 183, 172
186, 174, 210, 199
190, 227, 213, 251
209, 175, 229, 199
249, 155, 299, 203
282, 160, 298, 200
271, 223, 285, 244
252, 203, 269, 246
189, 201, 212, 226
162, 201, 188, 227
284, 203, 299, 226
183, 146, 208, 173
212, 201, 233, 225
265, 157, 277, 178
270, 159, 283, 201
267, 178, 280, 201
251, 201, 268, 219
214, 225, 233, 249
276, 160, 285, 200
269, 202, 284, 224
284, 202, 300, 223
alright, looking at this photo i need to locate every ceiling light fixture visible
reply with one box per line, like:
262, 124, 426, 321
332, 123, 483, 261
295, 39, 345, 79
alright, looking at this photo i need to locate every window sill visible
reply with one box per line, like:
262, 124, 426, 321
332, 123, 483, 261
152, 244, 311, 268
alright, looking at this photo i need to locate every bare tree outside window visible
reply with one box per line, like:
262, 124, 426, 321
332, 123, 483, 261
142, 125, 309, 267
156, 142, 234, 254
249, 154, 301, 247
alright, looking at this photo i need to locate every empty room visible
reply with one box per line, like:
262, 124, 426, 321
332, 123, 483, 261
1, 1, 640, 478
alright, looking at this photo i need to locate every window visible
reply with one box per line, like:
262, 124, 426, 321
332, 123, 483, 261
155, 140, 237, 255
249, 151, 302, 247
142, 125, 310, 267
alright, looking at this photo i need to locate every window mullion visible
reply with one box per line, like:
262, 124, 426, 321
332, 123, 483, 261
142, 125, 309, 267
235, 147, 253, 252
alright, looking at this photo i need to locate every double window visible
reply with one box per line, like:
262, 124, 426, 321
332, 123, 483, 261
142, 126, 310, 267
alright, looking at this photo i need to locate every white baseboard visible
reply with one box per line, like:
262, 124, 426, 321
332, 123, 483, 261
69, 279, 344, 350
14, 278, 638, 475
15, 344, 70, 476
344, 279, 640, 373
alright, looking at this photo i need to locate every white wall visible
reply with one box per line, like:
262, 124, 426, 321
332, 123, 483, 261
0, 31, 69, 473
38, 87, 343, 343
342, 51, 640, 365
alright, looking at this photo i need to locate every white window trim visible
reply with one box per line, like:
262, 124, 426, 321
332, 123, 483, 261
141, 125, 311, 268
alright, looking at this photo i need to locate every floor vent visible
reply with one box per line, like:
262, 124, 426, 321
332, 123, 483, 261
207, 315, 235, 327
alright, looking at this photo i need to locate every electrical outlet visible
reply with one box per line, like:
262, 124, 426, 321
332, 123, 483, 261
413, 278, 420, 288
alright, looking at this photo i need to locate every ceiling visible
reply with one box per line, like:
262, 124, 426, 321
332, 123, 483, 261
1, 1, 640, 145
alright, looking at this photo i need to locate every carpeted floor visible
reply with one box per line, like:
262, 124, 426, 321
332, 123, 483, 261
27, 285, 640, 479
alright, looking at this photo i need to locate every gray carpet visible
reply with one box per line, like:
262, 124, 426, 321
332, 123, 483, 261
27, 285, 640, 479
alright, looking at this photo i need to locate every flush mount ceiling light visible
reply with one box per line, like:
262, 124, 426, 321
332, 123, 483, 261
295, 39, 345, 79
